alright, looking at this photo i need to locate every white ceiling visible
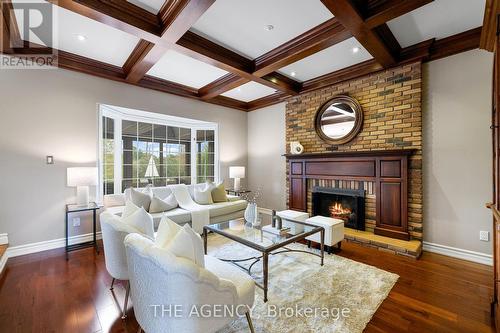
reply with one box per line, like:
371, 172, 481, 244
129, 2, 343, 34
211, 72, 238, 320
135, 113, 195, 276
387, 0, 485, 48
191, 0, 333, 59
126, 0, 164, 14
12, 0, 140, 67
147, 50, 229, 88
222, 81, 276, 102
278, 37, 373, 82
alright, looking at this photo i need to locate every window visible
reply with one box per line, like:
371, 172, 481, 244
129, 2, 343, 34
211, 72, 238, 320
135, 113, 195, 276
99, 105, 218, 198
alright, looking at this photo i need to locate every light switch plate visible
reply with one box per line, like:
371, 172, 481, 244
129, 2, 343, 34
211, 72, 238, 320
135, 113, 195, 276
480, 231, 489, 242
72, 217, 81, 227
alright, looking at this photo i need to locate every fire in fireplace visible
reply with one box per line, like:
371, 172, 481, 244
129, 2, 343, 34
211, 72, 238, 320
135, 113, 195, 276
312, 186, 365, 230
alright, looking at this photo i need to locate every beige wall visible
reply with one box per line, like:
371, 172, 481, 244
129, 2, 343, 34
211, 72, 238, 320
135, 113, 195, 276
423, 49, 493, 254
247, 103, 287, 210
0, 68, 247, 247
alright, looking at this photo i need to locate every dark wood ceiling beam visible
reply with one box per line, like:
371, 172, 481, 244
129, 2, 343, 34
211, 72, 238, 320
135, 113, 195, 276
427, 27, 482, 61
253, 18, 352, 76
175, 32, 301, 95
364, 0, 434, 29
1, 0, 21, 51
50, 0, 162, 42
247, 91, 290, 111
199, 74, 249, 100
320, 0, 397, 67
480, 0, 499, 52
124, 0, 215, 84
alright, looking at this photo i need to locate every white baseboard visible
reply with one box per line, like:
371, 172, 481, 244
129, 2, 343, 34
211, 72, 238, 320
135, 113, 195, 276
0, 233, 8, 245
7, 232, 102, 258
423, 241, 493, 266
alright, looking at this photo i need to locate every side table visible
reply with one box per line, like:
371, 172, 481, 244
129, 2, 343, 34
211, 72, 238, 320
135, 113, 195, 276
225, 189, 252, 196
65, 202, 102, 260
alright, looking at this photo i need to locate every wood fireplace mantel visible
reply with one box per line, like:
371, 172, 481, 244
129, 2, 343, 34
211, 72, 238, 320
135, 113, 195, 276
285, 149, 416, 240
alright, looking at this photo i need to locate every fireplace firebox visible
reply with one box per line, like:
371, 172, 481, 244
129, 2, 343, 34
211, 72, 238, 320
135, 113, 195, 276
312, 186, 365, 230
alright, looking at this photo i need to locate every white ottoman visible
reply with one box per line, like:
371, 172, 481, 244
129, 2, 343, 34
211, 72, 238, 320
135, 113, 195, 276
276, 210, 309, 235
305, 216, 344, 254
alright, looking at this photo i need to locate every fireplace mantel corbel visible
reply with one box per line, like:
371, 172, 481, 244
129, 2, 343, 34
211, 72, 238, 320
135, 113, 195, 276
285, 149, 416, 240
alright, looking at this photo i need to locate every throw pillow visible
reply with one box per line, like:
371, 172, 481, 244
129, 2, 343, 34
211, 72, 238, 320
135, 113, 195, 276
130, 187, 152, 211
165, 224, 205, 267
149, 194, 178, 213
121, 207, 155, 239
122, 200, 140, 218
211, 182, 228, 203
194, 185, 214, 205
155, 215, 181, 248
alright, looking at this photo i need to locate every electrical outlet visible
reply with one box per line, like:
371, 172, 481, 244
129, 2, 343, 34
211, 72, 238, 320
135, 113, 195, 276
72, 217, 81, 227
480, 231, 489, 242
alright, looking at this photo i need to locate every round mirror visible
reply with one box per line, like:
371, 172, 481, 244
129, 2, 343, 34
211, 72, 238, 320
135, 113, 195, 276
314, 95, 363, 145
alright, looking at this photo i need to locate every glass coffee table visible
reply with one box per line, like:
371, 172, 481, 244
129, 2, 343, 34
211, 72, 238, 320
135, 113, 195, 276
203, 214, 325, 302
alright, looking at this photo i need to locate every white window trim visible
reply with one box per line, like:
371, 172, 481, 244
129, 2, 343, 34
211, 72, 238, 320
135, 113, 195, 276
97, 104, 219, 199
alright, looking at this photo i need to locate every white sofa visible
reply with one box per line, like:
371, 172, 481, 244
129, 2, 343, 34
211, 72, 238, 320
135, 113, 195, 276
103, 184, 247, 230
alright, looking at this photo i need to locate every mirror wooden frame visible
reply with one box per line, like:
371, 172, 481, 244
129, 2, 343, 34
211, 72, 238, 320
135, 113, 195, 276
314, 95, 363, 145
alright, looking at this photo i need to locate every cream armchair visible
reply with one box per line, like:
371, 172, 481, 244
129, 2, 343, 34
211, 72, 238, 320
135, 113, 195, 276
124, 233, 255, 333
100, 211, 150, 319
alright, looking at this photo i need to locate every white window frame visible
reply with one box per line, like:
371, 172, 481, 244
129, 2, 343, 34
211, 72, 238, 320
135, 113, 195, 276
97, 104, 219, 200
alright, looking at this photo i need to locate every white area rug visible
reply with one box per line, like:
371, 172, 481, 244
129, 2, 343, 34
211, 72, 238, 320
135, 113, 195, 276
208, 235, 399, 333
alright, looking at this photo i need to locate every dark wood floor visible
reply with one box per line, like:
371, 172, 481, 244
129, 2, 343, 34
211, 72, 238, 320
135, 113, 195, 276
0, 240, 494, 333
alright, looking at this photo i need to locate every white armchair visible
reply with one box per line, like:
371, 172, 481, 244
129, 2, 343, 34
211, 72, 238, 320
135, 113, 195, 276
100, 211, 149, 319
124, 233, 256, 333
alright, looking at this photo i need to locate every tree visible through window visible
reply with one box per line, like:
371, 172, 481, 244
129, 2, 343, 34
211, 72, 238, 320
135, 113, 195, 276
99, 107, 218, 197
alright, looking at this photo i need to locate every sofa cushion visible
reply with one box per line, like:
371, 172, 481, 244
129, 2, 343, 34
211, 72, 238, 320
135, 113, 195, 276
194, 185, 214, 205
155, 216, 182, 248
122, 200, 140, 218
122, 207, 155, 239
211, 182, 228, 203
130, 187, 152, 211
206, 200, 247, 218
165, 224, 205, 268
149, 194, 178, 213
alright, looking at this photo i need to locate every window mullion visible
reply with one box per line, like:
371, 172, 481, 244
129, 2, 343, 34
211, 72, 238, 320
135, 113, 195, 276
114, 117, 122, 194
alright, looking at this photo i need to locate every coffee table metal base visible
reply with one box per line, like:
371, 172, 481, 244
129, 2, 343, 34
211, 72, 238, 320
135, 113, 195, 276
204, 227, 325, 303
217, 246, 324, 302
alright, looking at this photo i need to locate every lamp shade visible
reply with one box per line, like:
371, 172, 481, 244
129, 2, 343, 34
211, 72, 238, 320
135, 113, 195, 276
67, 167, 98, 187
229, 166, 245, 179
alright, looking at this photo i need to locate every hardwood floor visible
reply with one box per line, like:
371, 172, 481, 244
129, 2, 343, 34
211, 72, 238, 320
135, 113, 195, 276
0, 240, 494, 333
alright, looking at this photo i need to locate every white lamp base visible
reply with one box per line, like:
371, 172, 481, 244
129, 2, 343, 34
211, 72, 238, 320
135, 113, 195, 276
76, 186, 90, 205
234, 178, 241, 191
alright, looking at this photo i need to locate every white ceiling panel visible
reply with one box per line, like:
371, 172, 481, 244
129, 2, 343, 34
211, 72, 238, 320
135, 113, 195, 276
387, 0, 485, 48
147, 50, 229, 88
222, 81, 276, 102
12, 0, 140, 67
126, 0, 164, 14
191, 0, 333, 59
278, 37, 373, 82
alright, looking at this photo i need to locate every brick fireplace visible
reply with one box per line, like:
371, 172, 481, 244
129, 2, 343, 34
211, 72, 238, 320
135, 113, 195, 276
285, 62, 422, 253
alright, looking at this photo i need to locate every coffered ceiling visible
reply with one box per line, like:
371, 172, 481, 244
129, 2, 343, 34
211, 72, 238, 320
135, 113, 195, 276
190, 0, 334, 59
279, 37, 373, 82
0, 0, 488, 111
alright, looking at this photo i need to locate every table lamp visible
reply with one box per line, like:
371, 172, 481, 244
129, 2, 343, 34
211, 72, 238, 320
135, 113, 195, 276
229, 166, 245, 191
67, 167, 98, 205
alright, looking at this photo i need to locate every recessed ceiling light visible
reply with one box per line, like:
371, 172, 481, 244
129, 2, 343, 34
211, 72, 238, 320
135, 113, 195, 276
75, 34, 87, 41
237, 87, 242, 92
265, 25, 274, 31
291, 71, 296, 77
352, 47, 360, 54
